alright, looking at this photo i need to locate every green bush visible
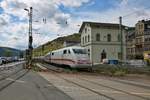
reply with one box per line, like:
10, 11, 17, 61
113, 70, 126, 76
93, 64, 150, 76
93, 65, 128, 76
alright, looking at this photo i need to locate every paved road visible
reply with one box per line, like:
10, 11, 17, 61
39, 70, 150, 100
0, 63, 72, 100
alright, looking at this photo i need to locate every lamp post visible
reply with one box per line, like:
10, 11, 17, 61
24, 7, 33, 68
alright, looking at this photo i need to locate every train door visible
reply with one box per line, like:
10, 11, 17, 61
62, 49, 72, 65
101, 49, 106, 62
62, 49, 67, 65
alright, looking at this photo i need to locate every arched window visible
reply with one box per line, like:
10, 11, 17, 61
96, 33, 100, 41
82, 37, 84, 44
88, 35, 90, 42
85, 28, 87, 33
107, 34, 111, 42
85, 36, 87, 43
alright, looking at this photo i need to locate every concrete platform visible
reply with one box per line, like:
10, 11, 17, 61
0, 70, 73, 100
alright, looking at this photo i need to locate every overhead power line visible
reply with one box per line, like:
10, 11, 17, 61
122, 6, 150, 18
110, 6, 150, 22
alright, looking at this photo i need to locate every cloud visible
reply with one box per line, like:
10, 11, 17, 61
51, 0, 90, 8
0, 13, 10, 26
0, 0, 91, 49
120, 0, 128, 6
73, 0, 150, 26
0, 17, 7, 26
0, 0, 150, 50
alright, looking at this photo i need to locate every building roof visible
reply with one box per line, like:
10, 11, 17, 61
79, 21, 126, 33
137, 20, 150, 24
64, 40, 80, 43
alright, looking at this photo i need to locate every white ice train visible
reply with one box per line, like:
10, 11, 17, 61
44, 46, 91, 69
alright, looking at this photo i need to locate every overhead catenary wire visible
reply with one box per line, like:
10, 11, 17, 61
122, 6, 150, 18
109, 5, 150, 24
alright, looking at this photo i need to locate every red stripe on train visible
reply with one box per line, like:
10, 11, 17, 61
50, 58, 76, 64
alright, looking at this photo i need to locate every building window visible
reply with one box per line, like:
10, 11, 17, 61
88, 35, 90, 42
118, 34, 121, 42
85, 28, 87, 33
85, 36, 87, 43
145, 38, 148, 42
107, 34, 111, 42
82, 37, 84, 44
96, 33, 100, 41
118, 52, 121, 59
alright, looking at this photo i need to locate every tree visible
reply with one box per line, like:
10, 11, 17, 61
4, 49, 12, 57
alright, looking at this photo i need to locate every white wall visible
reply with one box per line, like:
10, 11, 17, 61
81, 23, 126, 63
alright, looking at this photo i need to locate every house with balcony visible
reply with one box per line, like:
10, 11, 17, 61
135, 20, 150, 59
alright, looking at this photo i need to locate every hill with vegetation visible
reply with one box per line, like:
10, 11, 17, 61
0, 47, 23, 57
33, 33, 81, 57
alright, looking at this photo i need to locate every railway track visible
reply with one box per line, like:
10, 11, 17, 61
39, 63, 73, 73
78, 77, 150, 100
107, 78, 150, 90
40, 62, 93, 74
39, 63, 115, 100
40, 63, 150, 100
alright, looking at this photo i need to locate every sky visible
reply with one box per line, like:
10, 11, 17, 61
0, 0, 150, 50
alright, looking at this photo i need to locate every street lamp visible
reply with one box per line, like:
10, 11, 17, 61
24, 7, 33, 68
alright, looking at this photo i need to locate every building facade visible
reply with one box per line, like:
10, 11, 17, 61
135, 20, 150, 59
126, 27, 136, 59
79, 22, 126, 64
126, 20, 150, 60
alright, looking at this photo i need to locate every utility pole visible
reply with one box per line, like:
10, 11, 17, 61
119, 16, 123, 61
24, 7, 33, 68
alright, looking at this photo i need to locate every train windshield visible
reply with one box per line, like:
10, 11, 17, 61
73, 49, 87, 54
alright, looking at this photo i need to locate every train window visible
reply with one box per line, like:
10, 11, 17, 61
63, 50, 67, 54
73, 49, 87, 54
68, 50, 71, 54
52, 53, 54, 55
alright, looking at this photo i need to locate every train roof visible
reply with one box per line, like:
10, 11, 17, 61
45, 46, 85, 54
63, 46, 83, 49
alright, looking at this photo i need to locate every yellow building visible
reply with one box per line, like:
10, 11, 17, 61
135, 20, 150, 58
